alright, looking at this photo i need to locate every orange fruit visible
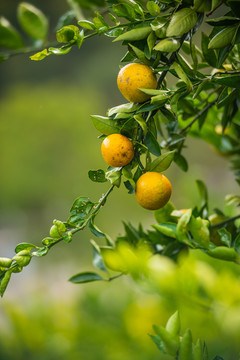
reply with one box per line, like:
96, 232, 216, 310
135, 172, 172, 210
117, 63, 158, 103
101, 133, 134, 167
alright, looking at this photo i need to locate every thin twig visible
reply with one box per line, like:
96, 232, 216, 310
206, 0, 224, 17
211, 214, 240, 229
179, 97, 219, 134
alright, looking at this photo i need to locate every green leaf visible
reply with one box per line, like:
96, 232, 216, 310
91, 240, 108, 272
113, 26, 152, 42
56, 25, 79, 43
150, 151, 175, 172
112, 4, 135, 21
174, 153, 188, 171
154, 202, 175, 223
207, 247, 239, 262
173, 62, 193, 92
149, 334, 167, 354
208, 26, 238, 49
128, 43, 150, 64
88, 217, 105, 238
105, 167, 122, 187
0, 17, 24, 49
146, 1, 160, 16
196, 180, 208, 209
176, 209, 193, 245
48, 46, 72, 55
91, 115, 120, 135
153, 325, 179, 356
68, 197, 93, 226
0, 270, 12, 297
206, 16, 240, 27
17, 2, 48, 40
78, 20, 95, 30
88, 169, 107, 183
153, 223, 177, 238
179, 329, 193, 360
108, 102, 139, 117
30, 48, 49, 61
217, 228, 232, 247
188, 216, 210, 249
166, 311, 181, 337
144, 131, 161, 156
201, 32, 217, 67
15, 242, 37, 253
234, 233, 240, 254
213, 75, 240, 88
32, 247, 49, 257
134, 114, 147, 136
69, 271, 103, 284
154, 38, 180, 52
166, 8, 197, 37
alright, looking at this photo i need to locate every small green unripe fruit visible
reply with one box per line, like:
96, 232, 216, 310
13, 250, 31, 267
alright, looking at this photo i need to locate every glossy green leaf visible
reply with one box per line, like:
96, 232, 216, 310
88, 217, 105, 238
213, 75, 240, 88
69, 271, 103, 284
154, 38, 180, 52
149, 334, 167, 354
188, 216, 210, 249
196, 180, 208, 208
147, 1, 160, 16
105, 167, 122, 187
134, 114, 147, 136
217, 228, 232, 247
78, 20, 95, 30
166, 8, 197, 37
206, 16, 240, 27
91, 115, 120, 135
30, 49, 49, 61
0, 17, 24, 49
150, 151, 175, 172
174, 153, 188, 172
15, 242, 37, 253
32, 247, 49, 257
207, 247, 239, 262
91, 240, 108, 272
154, 202, 175, 224
56, 25, 80, 43
0, 270, 12, 297
144, 131, 161, 156
112, 4, 135, 21
88, 169, 107, 183
17, 2, 48, 40
201, 32, 217, 67
208, 26, 238, 49
108, 102, 139, 117
48, 46, 72, 55
173, 62, 193, 92
113, 26, 152, 42
153, 223, 177, 238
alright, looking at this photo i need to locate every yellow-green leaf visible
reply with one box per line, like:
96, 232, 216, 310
166, 8, 197, 37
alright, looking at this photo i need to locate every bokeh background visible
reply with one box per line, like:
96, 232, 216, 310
0, 1, 239, 359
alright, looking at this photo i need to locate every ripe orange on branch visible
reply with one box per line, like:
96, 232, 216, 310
117, 63, 158, 103
101, 133, 134, 167
135, 172, 172, 210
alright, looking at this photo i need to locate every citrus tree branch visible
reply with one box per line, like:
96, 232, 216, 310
211, 214, 240, 229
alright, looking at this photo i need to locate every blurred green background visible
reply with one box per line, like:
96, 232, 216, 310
0, 1, 239, 359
